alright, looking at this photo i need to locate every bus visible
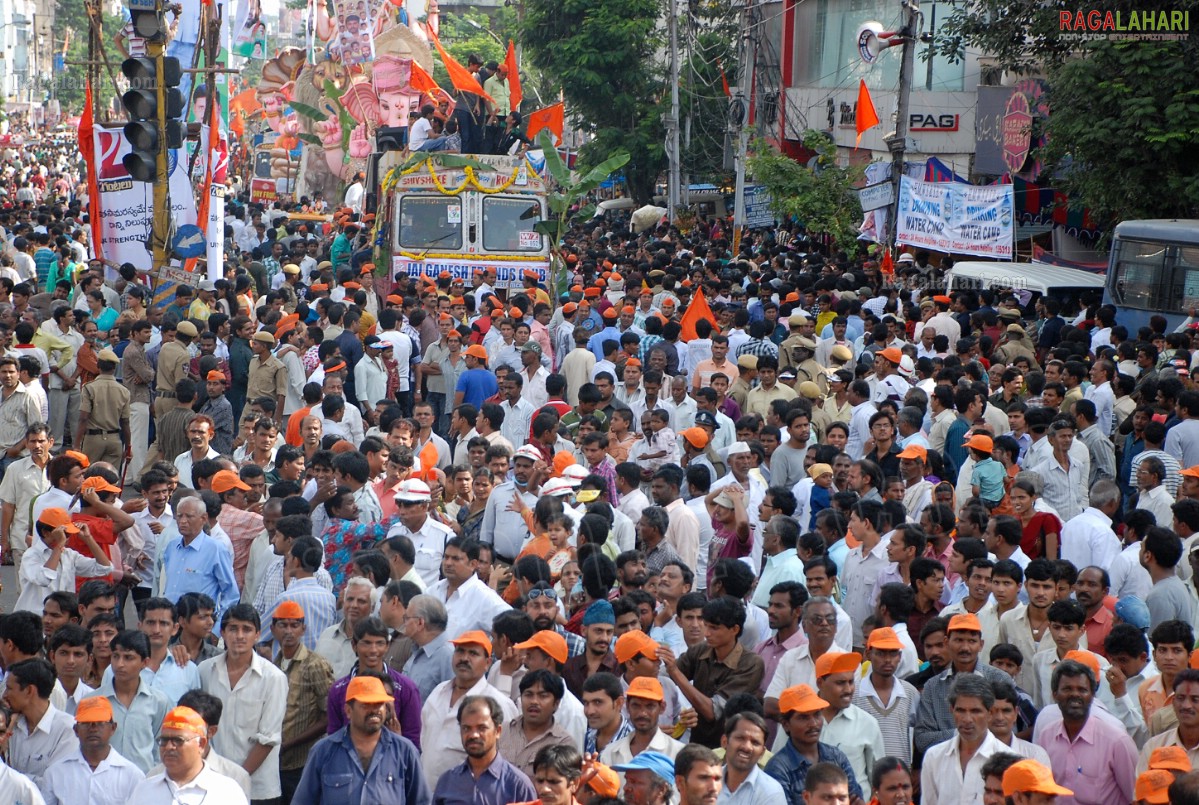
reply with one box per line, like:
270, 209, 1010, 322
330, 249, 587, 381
1103, 219, 1199, 333
372, 151, 550, 291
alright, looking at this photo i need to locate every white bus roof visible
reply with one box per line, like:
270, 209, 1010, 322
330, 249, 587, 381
1113, 219, 1199, 244
945, 262, 1105, 295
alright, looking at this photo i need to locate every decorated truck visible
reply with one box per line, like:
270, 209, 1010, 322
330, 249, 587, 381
374, 152, 549, 290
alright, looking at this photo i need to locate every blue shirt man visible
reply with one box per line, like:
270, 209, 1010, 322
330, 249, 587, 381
293, 676, 431, 805
155, 499, 238, 623
587, 320, 623, 361
432, 695, 535, 805
455, 348, 499, 407
764, 684, 863, 802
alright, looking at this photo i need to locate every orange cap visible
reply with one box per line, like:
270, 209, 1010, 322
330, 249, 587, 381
523, 269, 540, 281
438, 271, 453, 280
360, 263, 375, 274
343, 281, 362, 291
778, 684, 829, 714
610, 273, 623, 282
64, 450, 90, 468
866, 627, 905, 651
947, 613, 983, 633
621, 305, 635, 315
563, 302, 578, 314
784, 292, 800, 303
450, 296, 465, 305
386, 294, 404, 305
273, 600, 305, 621
451, 630, 493, 655
681, 427, 709, 449
626, 677, 665, 702
81, 476, 122, 495
1149, 746, 1192, 773
206, 369, 226, 382
211, 470, 251, 494
331, 440, 357, 454
552, 451, 577, 478
584, 288, 601, 298
37, 507, 80, 534
588, 763, 621, 798
507, 307, 522, 319
465, 345, 489, 363
1063, 650, 1101, 679
161, 706, 208, 737
963, 434, 994, 453
514, 631, 568, 665
879, 347, 904, 364
346, 676, 393, 704
570, 285, 584, 293
933, 294, 953, 304
75, 696, 114, 723
1182, 465, 1199, 479
1136, 770, 1173, 804
624, 357, 641, 368
896, 444, 928, 461
614, 630, 659, 664
602, 308, 618, 319
310, 282, 329, 291
1002, 760, 1074, 797
640, 288, 653, 296
814, 651, 862, 679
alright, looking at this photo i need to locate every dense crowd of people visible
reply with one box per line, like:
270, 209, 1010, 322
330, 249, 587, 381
2, 130, 1199, 805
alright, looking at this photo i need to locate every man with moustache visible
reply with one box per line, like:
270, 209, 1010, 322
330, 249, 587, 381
434, 695, 535, 805
291, 675, 430, 805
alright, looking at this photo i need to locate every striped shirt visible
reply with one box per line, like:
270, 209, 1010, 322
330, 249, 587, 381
854, 674, 918, 763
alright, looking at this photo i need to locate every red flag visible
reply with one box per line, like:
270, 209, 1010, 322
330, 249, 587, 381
855, 79, 879, 148
428, 27, 493, 103
716, 58, 731, 97
526, 102, 564, 144
409, 60, 442, 97
187, 84, 222, 273
679, 287, 719, 342
78, 80, 103, 261
504, 40, 521, 112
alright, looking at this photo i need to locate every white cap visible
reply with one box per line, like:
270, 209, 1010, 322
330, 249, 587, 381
726, 441, 751, 457
542, 477, 574, 497
513, 445, 542, 463
898, 354, 915, 378
897, 253, 915, 263
394, 479, 432, 503
562, 464, 589, 486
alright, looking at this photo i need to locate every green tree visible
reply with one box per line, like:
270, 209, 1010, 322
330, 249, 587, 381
680, 0, 738, 185
520, 0, 666, 203
54, 0, 123, 116
747, 132, 863, 252
934, 0, 1199, 223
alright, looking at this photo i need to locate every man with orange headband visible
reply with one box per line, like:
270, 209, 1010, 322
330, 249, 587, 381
130, 706, 249, 804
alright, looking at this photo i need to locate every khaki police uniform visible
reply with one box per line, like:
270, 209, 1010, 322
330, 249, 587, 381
81, 373, 130, 466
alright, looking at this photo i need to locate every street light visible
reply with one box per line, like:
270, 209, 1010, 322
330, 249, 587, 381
463, 18, 504, 49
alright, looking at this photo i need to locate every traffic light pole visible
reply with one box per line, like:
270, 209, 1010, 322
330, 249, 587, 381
150, 35, 170, 271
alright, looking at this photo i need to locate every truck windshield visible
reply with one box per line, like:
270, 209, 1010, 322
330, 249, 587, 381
1109, 238, 1199, 312
398, 197, 462, 250
483, 197, 542, 252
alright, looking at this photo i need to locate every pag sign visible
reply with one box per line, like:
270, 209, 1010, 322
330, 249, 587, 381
92, 126, 199, 275
896, 177, 1015, 259
391, 256, 549, 290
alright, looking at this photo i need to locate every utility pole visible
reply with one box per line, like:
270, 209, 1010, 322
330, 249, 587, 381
148, 26, 171, 270
886, 0, 919, 248
731, 0, 754, 255
666, 0, 681, 221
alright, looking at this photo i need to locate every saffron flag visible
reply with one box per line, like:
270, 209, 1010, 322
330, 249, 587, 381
679, 287, 719, 342
417, 439, 440, 482
526, 102, 564, 144
717, 58, 731, 97
855, 79, 879, 147
79, 80, 103, 261
505, 40, 522, 112
428, 27, 493, 103
409, 60, 442, 96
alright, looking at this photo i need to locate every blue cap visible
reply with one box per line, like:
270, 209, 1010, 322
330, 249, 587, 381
1115, 596, 1150, 631
612, 751, 676, 784
582, 599, 615, 627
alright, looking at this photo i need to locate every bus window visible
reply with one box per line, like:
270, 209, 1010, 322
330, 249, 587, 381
1111, 239, 1199, 313
483, 197, 542, 252
398, 197, 462, 250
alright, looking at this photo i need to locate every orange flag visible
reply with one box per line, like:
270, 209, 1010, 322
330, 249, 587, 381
428, 27, 493, 103
679, 287, 719, 342
526, 102, 564, 144
504, 40, 521, 112
716, 58, 731, 97
79, 80, 102, 261
417, 440, 441, 482
855, 79, 879, 147
409, 59, 442, 96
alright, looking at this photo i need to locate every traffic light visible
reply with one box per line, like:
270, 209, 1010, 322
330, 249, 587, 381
121, 55, 184, 182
